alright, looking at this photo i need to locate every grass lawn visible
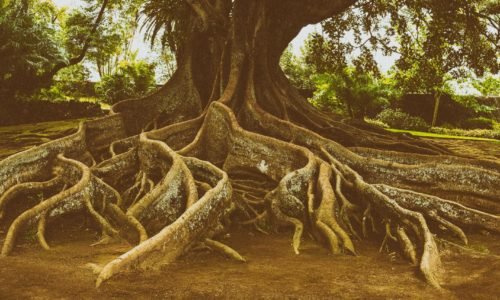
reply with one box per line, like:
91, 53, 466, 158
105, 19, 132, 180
78, 97, 111, 110
0, 119, 83, 160
386, 128, 500, 144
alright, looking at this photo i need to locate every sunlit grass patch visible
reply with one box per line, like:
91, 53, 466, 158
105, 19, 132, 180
386, 128, 500, 143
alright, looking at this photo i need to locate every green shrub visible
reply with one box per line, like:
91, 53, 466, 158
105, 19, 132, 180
97, 73, 136, 104
460, 117, 494, 130
376, 108, 430, 131
310, 69, 392, 119
364, 118, 390, 129
36, 85, 65, 101
439, 123, 455, 129
97, 60, 156, 104
430, 127, 500, 140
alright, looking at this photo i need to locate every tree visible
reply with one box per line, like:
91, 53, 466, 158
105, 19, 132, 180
0, 0, 125, 98
310, 68, 391, 119
301, 29, 390, 119
279, 45, 314, 91
35, 64, 92, 101
390, 0, 498, 126
74, 0, 145, 78
306, 0, 499, 126
472, 73, 500, 97
0, 0, 65, 98
44, 0, 112, 82
0, 0, 498, 290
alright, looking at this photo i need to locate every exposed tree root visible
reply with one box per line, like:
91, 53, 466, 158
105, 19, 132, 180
351, 147, 500, 171
36, 211, 50, 250
1, 154, 92, 256
94, 135, 232, 287
0, 98, 498, 291
0, 175, 63, 220
204, 238, 246, 262
1, 5, 500, 287
374, 184, 500, 234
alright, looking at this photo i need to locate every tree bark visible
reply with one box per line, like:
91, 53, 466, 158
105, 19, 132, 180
431, 91, 441, 127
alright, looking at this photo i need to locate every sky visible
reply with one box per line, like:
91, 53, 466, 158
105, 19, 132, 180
53, 0, 81, 7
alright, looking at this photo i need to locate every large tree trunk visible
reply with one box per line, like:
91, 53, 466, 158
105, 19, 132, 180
0, 0, 498, 290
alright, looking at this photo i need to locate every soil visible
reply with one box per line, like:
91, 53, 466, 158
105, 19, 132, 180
0, 120, 499, 299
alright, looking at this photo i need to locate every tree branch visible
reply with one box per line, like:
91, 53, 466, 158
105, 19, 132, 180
288, 0, 358, 25
184, 0, 226, 31
45, 0, 110, 80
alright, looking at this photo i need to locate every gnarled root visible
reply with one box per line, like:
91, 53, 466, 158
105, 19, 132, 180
314, 162, 356, 255
0, 175, 63, 220
374, 184, 499, 234
95, 139, 232, 287
204, 238, 246, 262
1, 154, 91, 256
36, 211, 50, 250
0, 100, 498, 291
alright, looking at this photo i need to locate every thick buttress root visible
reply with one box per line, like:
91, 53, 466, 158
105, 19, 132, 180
95, 136, 232, 287
0, 100, 498, 290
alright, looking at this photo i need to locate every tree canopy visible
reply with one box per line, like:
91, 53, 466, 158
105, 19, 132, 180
306, 0, 498, 83
0, 0, 146, 99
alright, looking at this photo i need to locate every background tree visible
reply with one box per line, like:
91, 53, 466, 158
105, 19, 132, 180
0, 0, 65, 99
311, 67, 392, 119
279, 45, 314, 91
0, 0, 140, 99
75, 0, 145, 78
307, 0, 499, 126
472, 73, 500, 96
0, 0, 498, 291
300, 28, 392, 120
36, 64, 92, 101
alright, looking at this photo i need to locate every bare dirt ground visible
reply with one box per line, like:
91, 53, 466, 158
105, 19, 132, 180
0, 120, 499, 299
